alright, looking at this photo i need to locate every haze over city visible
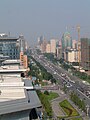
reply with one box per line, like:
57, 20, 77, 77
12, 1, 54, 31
0, 1, 90, 119
0, 0, 90, 46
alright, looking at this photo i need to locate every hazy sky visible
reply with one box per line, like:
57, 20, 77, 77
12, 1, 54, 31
0, 0, 90, 46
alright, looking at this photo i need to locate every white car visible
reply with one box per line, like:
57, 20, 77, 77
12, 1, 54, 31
66, 84, 72, 88
54, 72, 56, 74
61, 73, 66, 77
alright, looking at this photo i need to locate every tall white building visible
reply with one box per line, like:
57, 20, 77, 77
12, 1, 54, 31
50, 39, 56, 53
64, 49, 78, 62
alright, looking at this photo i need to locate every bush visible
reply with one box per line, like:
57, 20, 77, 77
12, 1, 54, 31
44, 91, 49, 95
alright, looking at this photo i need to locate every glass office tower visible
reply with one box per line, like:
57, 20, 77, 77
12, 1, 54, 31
0, 36, 20, 59
61, 32, 72, 50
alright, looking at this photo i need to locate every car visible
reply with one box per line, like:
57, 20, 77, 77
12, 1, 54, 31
63, 81, 67, 84
70, 80, 75, 83
66, 83, 72, 88
54, 72, 56, 74
61, 73, 67, 77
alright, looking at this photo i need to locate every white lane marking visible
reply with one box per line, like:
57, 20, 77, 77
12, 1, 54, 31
77, 89, 90, 100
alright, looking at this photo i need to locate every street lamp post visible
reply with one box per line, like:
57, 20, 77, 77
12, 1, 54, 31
86, 104, 89, 119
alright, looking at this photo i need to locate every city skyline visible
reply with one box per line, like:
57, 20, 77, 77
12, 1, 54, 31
0, 0, 90, 46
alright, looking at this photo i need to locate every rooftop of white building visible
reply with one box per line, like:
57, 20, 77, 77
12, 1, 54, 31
2, 59, 21, 64
0, 65, 27, 73
0, 60, 41, 115
0, 75, 25, 102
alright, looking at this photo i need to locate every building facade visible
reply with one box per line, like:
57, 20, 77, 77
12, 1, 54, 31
18, 35, 26, 53
46, 43, 51, 53
61, 32, 72, 50
50, 39, 56, 53
56, 47, 62, 60
81, 38, 90, 70
72, 40, 77, 49
20, 52, 28, 68
0, 35, 20, 59
41, 39, 47, 53
64, 49, 78, 63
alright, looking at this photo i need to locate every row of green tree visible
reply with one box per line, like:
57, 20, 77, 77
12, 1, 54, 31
44, 53, 57, 63
37, 90, 52, 117
28, 56, 56, 84
70, 92, 86, 112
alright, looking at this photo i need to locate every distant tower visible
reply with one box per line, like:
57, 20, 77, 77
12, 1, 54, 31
77, 25, 80, 42
8, 32, 10, 37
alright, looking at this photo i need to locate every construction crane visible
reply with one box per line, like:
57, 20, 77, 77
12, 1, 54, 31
77, 25, 81, 70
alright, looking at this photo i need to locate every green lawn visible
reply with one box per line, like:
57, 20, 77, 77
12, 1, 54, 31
59, 100, 79, 117
46, 92, 59, 101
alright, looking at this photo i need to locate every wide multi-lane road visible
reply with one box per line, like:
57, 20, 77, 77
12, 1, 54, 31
31, 53, 90, 115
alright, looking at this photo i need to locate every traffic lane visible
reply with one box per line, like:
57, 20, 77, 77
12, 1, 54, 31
70, 86, 90, 106
41, 58, 90, 92
35, 58, 77, 88
40, 58, 88, 87
55, 72, 90, 106
36, 57, 89, 95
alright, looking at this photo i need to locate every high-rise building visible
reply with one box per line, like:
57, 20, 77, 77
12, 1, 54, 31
50, 39, 56, 53
56, 47, 62, 60
61, 32, 72, 50
58, 40, 62, 48
72, 40, 77, 49
46, 43, 51, 53
0, 34, 20, 59
65, 49, 78, 63
40, 39, 47, 53
81, 38, 90, 70
38, 36, 44, 46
